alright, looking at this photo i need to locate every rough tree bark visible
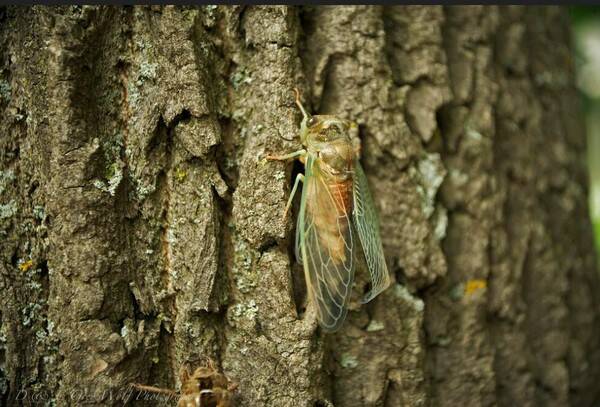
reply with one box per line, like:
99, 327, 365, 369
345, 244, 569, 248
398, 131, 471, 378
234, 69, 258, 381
1, 5, 599, 407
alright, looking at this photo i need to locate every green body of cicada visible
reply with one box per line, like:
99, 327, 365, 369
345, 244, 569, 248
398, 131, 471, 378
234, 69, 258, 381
268, 90, 391, 332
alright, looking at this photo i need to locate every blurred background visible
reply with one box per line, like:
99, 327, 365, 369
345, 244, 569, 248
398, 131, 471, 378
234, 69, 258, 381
571, 6, 600, 255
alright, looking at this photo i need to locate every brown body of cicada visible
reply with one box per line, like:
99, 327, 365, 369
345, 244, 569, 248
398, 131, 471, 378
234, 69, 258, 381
307, 159, 355, 265
266, 89, 392, 332
131, 359, 237, 407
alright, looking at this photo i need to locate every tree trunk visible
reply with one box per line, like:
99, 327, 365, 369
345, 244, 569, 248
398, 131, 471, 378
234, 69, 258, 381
1, 5, 599, 407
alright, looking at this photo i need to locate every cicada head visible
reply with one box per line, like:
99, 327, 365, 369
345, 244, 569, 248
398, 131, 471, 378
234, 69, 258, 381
294, 89, 359, 177
294, 89, 359, 178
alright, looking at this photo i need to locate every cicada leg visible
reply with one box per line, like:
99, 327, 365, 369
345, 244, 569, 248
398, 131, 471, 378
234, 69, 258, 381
265, 149, 306, 162
284, 173, 304, 218
130, 383, 178, 397
266, 149, 306, 220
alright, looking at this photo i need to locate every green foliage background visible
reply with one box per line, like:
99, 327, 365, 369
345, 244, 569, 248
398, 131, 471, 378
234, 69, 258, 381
571, 6, 600, 255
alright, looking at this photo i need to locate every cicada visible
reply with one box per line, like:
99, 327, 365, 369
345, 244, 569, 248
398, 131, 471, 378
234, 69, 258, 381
131, 359, 237, 407
267, 89, 391, 332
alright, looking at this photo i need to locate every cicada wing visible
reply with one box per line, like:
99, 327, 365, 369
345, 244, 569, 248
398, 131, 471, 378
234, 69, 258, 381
352, 160, 391, 303
295, 212, 302, 263
298, 155, 355, 332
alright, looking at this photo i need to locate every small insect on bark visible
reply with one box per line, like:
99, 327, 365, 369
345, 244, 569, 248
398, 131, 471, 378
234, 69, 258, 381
131, 359, 237, 407
266, 88, 392, 332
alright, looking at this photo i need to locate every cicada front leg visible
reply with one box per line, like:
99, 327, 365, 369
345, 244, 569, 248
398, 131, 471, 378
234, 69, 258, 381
265, 149, 306, 162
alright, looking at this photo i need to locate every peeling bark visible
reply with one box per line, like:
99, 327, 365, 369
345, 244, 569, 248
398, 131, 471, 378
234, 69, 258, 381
0, 5, 598, 407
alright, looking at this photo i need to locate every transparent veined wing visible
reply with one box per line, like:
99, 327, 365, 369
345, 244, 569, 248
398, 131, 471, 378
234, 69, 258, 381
352, 160, 391, 303
297, 155, 355, 332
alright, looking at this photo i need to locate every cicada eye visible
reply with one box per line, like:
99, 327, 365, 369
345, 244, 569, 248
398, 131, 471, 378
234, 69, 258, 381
307, 117, 317, 127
